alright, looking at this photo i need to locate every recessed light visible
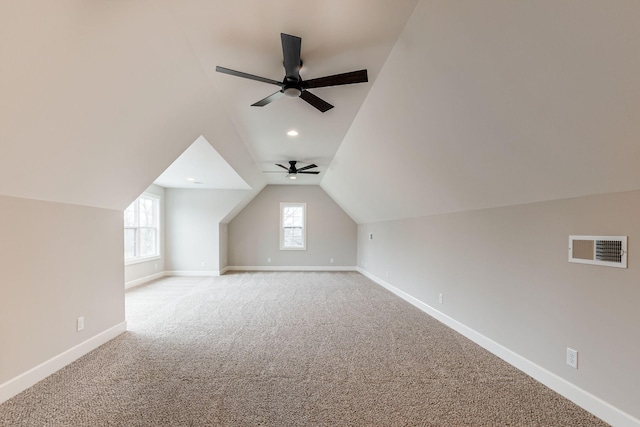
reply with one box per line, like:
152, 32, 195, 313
287, 130, 299, 137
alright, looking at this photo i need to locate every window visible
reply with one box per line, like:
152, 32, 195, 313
280, 202, 306, 250
124, 194, 160, 262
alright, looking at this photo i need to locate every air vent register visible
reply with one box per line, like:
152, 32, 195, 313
568, 235, 627, 268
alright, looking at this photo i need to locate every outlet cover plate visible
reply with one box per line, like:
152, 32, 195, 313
566, 347, 578, 369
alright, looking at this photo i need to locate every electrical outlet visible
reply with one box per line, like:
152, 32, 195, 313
330, 258, 334, 264
566, 347, 578, 369
438, 293, 443, 304
77, 316, 84, 332
201, 261, 206, 268
369, 233, 374, 240
385, 271, 389, 278
267, 258, 271, 263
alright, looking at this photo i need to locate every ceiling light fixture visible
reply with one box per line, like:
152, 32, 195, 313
286, 173, 297, 180
187, 177, 196, 181
287, 130, 299, 137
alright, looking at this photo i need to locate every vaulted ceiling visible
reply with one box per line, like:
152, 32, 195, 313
2, 1, 640, 224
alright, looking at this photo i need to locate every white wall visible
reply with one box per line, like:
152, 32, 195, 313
0, 195, 125, 396
165, 188, 248, 274
228, 185, 357, 268
358, 190, 640, 424
219, 223, 229, 271
124, 184, 165, 288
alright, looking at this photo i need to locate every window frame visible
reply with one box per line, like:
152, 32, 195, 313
280, 202, 307, 251
124, 193, 161, 265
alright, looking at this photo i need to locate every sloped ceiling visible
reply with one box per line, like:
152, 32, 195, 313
322, 0, 640, 223
3, 1, 640, 223
0, 1, 261, 210
154, 136, 250, 190
0, 0, 418, 212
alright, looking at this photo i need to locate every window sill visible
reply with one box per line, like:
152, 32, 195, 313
125, 255, 161, 266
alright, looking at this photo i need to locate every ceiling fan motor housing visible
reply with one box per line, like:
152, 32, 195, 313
283, 77, 302, 97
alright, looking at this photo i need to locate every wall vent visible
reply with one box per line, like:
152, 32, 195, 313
568, 236, 627, 268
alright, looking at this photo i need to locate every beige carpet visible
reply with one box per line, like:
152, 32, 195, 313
0, 271, 608, 426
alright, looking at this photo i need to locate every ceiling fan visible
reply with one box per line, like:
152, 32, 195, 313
216, 33, 368, 112
264, 161, 320, 180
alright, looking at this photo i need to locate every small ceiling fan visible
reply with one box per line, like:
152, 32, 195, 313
264, 161, 320, 180
216, 33, 368, 112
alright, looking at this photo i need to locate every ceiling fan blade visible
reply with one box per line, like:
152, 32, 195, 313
303, 69, 368, 89
299, 90, 334, 113
252, 91, 284, 107
216, 66, 283, 87
296, 163, 318, 171
298, 171, 320, 174
263, 171, 287, 173
275, 163, 290, 171
281, 33, 302, 81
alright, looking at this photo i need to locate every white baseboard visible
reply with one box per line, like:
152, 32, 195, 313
131, 266, 362, 279
124, 271, 166, 290
357, 268, 640, 427
165, 270, 221, 277
0, 321, 127, 405
225, 265, 358, 272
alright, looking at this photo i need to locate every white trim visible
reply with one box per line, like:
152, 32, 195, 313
0, 321, 127, 405
357, 268, 640, 427
220, 266, 231, 275
165, 270, 221, 277
124, 271, 166, 290
225, 265, 358, 272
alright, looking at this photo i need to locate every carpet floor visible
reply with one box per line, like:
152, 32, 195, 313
0, 271, 608, 426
